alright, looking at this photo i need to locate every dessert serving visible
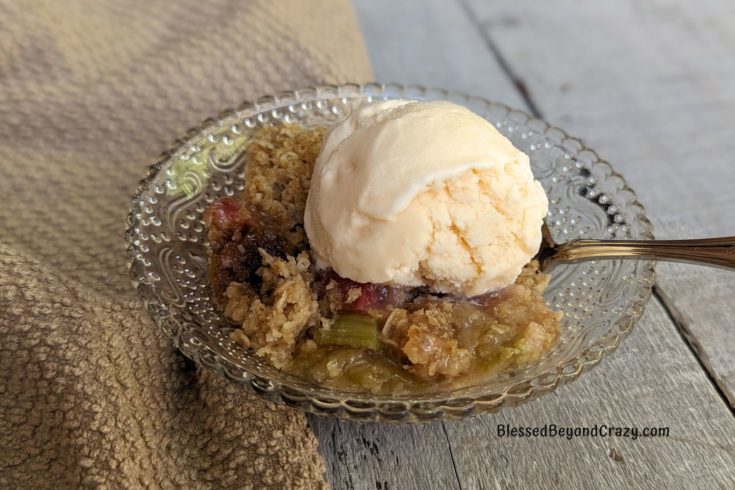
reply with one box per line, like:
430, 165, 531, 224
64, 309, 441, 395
205, 99, 562, 394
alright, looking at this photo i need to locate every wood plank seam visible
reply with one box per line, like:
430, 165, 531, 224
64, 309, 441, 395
654, 285, 735, 411
457, 0, 542, 118
441, 421, 464, 490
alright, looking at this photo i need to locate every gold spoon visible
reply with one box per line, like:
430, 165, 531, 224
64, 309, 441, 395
537, 224, 735, 271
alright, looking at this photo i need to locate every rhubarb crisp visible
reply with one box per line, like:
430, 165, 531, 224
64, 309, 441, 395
205, 125, 561, 394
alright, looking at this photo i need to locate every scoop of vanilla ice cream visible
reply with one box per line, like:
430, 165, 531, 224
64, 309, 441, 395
304, 99, 548, 296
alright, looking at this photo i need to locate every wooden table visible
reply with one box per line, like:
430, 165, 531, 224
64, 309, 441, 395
311, 1, 735, 488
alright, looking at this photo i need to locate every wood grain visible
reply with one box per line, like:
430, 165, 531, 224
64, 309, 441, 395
351, 0, 525, 108
463, 0, 735, 401
311, 0, 735, 488
309, 418, 461, 490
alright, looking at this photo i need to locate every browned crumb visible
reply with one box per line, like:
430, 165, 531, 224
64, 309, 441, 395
226, 250, 318, 369
488, 262, 562, 365
345, 288, 362, 304
318, 279, 346, 319
382, 261, 560, 380
208, 125, 325, 367
240, 125, 325, 251
383, 303, 473, 378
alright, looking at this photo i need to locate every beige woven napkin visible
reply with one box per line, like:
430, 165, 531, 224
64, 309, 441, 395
0, 0, 372, 487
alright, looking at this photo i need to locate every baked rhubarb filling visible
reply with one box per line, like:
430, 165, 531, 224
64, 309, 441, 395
205, 121, 561, 394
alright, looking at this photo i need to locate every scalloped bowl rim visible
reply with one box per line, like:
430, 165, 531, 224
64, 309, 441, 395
125, 83, 655, 420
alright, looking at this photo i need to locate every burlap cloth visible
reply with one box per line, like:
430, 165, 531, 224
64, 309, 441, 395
0, 1, 372, 487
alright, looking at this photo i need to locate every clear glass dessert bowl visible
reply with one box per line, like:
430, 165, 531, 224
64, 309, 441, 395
125, 83, 655, 422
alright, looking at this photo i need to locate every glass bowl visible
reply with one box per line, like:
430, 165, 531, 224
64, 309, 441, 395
125, 83, 655, 422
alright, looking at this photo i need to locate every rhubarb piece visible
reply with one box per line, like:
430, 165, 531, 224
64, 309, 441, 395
314, 313, 380, 350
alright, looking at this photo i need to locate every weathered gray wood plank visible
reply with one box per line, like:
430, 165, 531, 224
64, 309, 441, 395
309, 418, 461, 490
465, 0, 735, 401
352, 0, 524, 108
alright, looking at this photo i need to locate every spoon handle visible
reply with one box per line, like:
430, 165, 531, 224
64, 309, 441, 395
545, 236, 735, 270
